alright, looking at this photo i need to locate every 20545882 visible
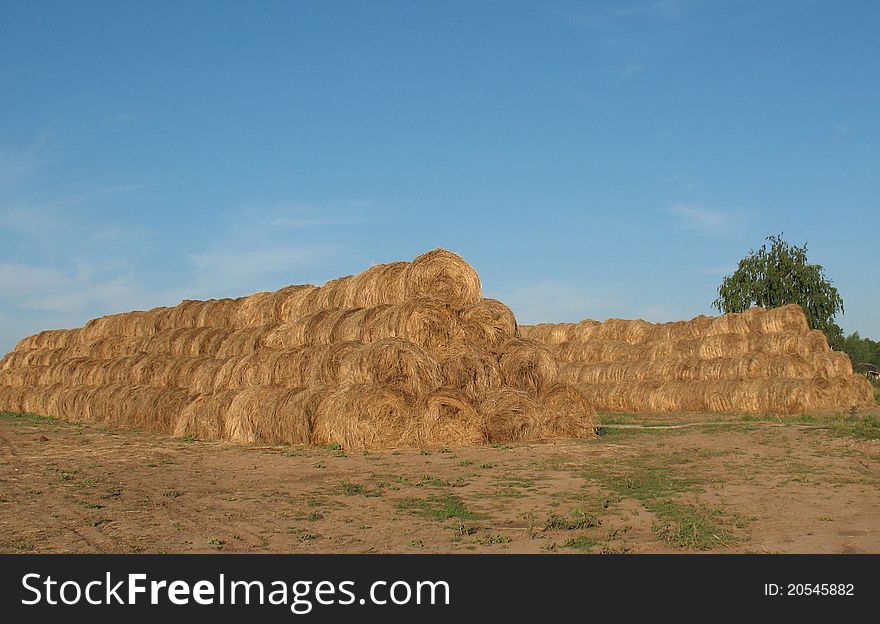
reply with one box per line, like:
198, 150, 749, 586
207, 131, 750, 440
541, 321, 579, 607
765, 583, 854, 596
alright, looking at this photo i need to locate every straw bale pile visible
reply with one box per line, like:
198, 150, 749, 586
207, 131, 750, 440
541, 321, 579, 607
0, 249, 597, 448
521, 304, 873, 414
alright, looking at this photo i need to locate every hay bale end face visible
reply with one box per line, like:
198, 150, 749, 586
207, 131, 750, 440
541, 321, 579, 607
0, 249, 596, 449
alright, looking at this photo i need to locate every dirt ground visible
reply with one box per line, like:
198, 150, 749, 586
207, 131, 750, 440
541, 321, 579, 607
1, 408, 878, 554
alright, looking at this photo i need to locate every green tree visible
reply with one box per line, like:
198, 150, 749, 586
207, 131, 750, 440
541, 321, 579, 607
713, 234, 844, 337
838, 332, 880, 371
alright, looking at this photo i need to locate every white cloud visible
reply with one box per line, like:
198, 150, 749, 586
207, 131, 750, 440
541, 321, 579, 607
0, 263, 71, 296
631, 303, 680, 323
667, 204, 741, 234
577, 0, 696, 26
263, 216, 371, 228
0, 261, 179, 318
698, 264, 735, 277
0, 138, 53, 186
658, 173, 696, 191
189, 245, 341, 293
251, 199, 381, 230
494, 279, 625, 325
0, 139, 365, 351
619, 63, 645, 77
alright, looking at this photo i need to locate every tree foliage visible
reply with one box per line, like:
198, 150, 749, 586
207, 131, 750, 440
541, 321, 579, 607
833, 332, 880, 371
713, 234, 844, 336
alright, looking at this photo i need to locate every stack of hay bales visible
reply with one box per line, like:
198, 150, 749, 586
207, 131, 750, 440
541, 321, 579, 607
521, 304, 874, 414
0, 249, 597, 448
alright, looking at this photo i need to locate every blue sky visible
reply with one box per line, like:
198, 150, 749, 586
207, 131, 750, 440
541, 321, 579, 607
1, 0, 878, 354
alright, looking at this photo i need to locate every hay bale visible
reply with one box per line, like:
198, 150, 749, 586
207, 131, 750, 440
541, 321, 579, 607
302, 343, 359, 388
223, 386, 319, 445
312, 385, 415, 450
479, 388, 542, 443
497, 338, 558, 394
747, 304, 810, 334
0, 385, 28, 413
378, 299, 460, 356
16, 328, 82, 351
275, 285, 320, 323
173, 389, 239, 439
537, 383, 597, 439
231, 292, 279, 327
439, 345, 504, 398
419, 388, 485, 447
596, 319, 653, 344
456, 298, 518, 350
263, 320, 310, 349
518, 323, 572, 345
328, 308, 370, 343
263, 299, 460, 355
402, 249, 481, 306
348, 261, 408, 308
341, 338, 443, 396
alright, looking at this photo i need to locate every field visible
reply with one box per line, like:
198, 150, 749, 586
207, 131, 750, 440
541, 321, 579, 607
2, 407, 879, 554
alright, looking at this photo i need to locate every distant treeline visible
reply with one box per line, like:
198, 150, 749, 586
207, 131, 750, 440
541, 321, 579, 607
830, 332, 880, 371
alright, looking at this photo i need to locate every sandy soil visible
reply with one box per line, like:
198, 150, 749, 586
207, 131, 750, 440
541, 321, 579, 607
1, 409, 878, 553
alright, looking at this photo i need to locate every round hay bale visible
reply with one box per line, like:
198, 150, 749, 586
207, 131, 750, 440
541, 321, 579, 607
129, 353, 177, 386
705, 312, 751, 336
402, 249, 482, 306
163, 300, 204, 328
758, 331, 808, 356
286, 343, 340, 387
806, 329, 830, 352
497, 338, 558, 395
328, 308, 369, 343
645, 382, 685, 412
232, 292, 279, 327
314, 276, 356, 310
191, 328, 235, 356
186, 357, 227, 394
555, 341, 607, 364
164, 328, 199, 356
312, 385, 415, 450
537, 383, 597, 439
342, 337, 443, 396
519, 323, 576, 345
349, 261, 408, 308
698, 334, 751, 359
281, 344, 327, 388
223, 386, 319, 445
845, 374, 876, 406
568, 320, 601, 343
419, 388, 485, 447
173, 389, 239, 439
305, 308, 348, 345
194, 298, 241, 327
263, 321, 309, 349
216, 326, 274, 358
479, 388, 542, 443
16, 328, 81, 351
275, 285, 320, 322
0, 385, 29, 413
370, 299, 460, 356
456, 298, 517, 350
749, 305, 810, 334
120, 386, 192, 433
438, 345, 503, 398
596, 318, 652, 344
762, 380, 810, 414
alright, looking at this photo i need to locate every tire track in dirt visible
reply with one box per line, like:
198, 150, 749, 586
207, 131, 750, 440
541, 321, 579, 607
127, 448, 274, 551
0, 432, 17, 456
